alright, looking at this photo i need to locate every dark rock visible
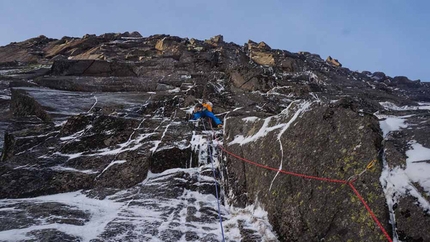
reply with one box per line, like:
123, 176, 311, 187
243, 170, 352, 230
50, 59, 137, 77
396, 197, 430, 242
149, 147, 193, 173
10, 89, 52, 122
372, 72, 386, 80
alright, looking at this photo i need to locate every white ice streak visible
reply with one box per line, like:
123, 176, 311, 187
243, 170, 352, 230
0, 95, 11, 100
168, 87, 180, 93
190, 131, 210, 165
87, 95, 98, 113
242, 116, 259, 123
380, 101, 430, 111
98, 160, 127, 175
229, 101, 312, 146
270, 101, 311, 190
0, 69, 18, 75
60, 127, 89, 141
229, 117, 284, 145
50, 166, 98, 174
52, 152, 84, 160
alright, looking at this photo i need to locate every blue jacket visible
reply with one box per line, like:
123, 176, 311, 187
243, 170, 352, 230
192, 109, 222, 125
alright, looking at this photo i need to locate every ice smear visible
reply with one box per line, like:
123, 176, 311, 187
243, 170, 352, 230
0, 191, 124, 242
224, 203, 278, 241
0, 150, 277, 242
190, 131, 210, 165
229, 101, 311, 146
380, 141, 430, 241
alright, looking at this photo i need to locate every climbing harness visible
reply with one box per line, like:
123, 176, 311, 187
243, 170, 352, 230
219, 146, 393, 242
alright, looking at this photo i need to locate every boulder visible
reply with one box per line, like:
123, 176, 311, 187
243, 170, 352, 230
10, 89, 52, 122
155, 36, 182, 51
122, 31, 142, 38
257, 41, 271, 51
326, 56, 342, 67
372, 72, 386, 80
205, 35, 224, 46
246, 39, 258, 50
250, 51, 275, 66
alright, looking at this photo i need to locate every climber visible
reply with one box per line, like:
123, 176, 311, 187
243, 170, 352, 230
202, 101, 213, 112
192, 102, 223, 128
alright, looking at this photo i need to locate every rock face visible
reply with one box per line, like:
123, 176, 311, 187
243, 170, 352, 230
0, 32, 429, 241
225, 101, 387, 241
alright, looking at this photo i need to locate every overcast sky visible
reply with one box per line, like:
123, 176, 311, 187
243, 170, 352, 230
1, 0, 429, 81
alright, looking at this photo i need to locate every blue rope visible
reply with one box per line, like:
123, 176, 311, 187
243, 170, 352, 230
202, 120, 225, 242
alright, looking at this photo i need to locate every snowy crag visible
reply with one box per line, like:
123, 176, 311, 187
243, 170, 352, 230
0, 32, 429, 242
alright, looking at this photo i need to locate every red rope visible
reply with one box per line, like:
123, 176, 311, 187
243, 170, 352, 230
219, 145, 347, 184
218, 145, 393, 242
349, 183, 393, 242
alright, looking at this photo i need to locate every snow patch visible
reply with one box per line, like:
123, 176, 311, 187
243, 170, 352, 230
180, 75, 191, 79
378, 115, 411, 138
242, 116, 259, 123
380, 101, 430, 111
168, 87, 180, 93
224, 203, 278, 241
405, 141, 430, 194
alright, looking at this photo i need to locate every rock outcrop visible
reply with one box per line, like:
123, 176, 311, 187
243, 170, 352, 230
326, 56, 342, 67
0, 32, 429, 241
